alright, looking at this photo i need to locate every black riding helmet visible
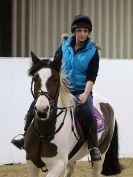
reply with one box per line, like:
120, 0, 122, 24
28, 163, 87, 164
71, 14, 92, 33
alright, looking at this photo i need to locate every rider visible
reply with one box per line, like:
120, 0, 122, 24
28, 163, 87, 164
11, 14, 101, 162
55, 14, 101, 162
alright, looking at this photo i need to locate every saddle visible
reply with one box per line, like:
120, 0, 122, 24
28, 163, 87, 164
74, 105, 105, 140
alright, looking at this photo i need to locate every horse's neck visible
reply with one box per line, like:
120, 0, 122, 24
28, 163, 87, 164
55, 105, 79, 152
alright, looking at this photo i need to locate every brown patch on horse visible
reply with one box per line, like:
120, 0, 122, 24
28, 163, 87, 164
25, 125, 46, 168
25, 119, 58, 168
98, 102, 115, 153
41, 141, 57, 157
46, 69, 60, 101
32, 73, 42, 98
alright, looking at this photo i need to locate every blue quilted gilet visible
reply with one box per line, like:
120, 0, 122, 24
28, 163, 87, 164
62, 36, 96, 92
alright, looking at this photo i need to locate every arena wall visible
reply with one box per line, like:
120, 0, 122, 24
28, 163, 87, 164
0, 58, 133, 164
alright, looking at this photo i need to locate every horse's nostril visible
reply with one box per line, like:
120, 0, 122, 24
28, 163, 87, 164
46, 106, 49, 111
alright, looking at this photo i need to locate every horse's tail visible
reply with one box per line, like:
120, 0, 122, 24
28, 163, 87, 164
102, 120, 122, 176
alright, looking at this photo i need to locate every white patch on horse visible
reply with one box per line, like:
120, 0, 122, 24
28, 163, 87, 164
35, 68, 51, 113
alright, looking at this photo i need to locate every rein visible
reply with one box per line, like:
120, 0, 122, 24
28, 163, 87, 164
30, 78, 35, 98
32, 105, 81, 143
32, 108, 67, 142
70, 107, 80, 141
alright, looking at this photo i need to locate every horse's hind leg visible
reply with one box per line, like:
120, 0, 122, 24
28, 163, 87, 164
27, 160, 39, 177
64, 162, 75, 177
90, 154, 105, 177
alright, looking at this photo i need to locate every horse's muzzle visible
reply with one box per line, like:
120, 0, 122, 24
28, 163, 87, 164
35, 105, 49, 119
36, 111, 48, 118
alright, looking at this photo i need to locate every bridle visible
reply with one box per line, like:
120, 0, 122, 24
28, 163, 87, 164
30, 78, 35, 99
30, 76, 60, 112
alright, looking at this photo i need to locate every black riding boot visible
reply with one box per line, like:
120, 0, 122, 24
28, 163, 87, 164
11, 112, 34, 150
87, 122, 101, 162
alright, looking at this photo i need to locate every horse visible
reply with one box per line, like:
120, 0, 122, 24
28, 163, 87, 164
24, 51, 122, 177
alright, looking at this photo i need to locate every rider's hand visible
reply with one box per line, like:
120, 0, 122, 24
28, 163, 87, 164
78, 92, 89, 104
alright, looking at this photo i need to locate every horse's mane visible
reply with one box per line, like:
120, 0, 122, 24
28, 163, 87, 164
28, 59, 51, 76
59, 72, 76, 107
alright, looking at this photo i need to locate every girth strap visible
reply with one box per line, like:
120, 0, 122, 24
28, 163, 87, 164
68, 139, 85, 160
70, 108, 81, 141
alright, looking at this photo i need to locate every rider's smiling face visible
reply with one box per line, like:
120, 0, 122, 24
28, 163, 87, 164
74, 28, 90, 42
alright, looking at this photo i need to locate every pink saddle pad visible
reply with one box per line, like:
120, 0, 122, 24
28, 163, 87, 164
93, 107, 105, 132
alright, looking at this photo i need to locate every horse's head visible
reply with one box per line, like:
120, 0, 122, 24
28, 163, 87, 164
29, 51, 62, 120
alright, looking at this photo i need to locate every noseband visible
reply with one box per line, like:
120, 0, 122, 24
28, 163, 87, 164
37, 90, 58, 109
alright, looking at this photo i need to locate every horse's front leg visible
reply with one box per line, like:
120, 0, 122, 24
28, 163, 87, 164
64, 162, 76, 177
27, 160, 39, 177
46, 159, 65, 177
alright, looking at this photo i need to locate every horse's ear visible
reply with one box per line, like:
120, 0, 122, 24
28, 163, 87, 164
31, 51, 40, 64
50, 49, 62, 72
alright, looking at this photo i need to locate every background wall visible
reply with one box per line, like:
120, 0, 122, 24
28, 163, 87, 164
11, 0, 133, 58
0, 58, 133, 165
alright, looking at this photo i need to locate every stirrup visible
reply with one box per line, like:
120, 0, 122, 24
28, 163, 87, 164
11, 134, 24, 150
